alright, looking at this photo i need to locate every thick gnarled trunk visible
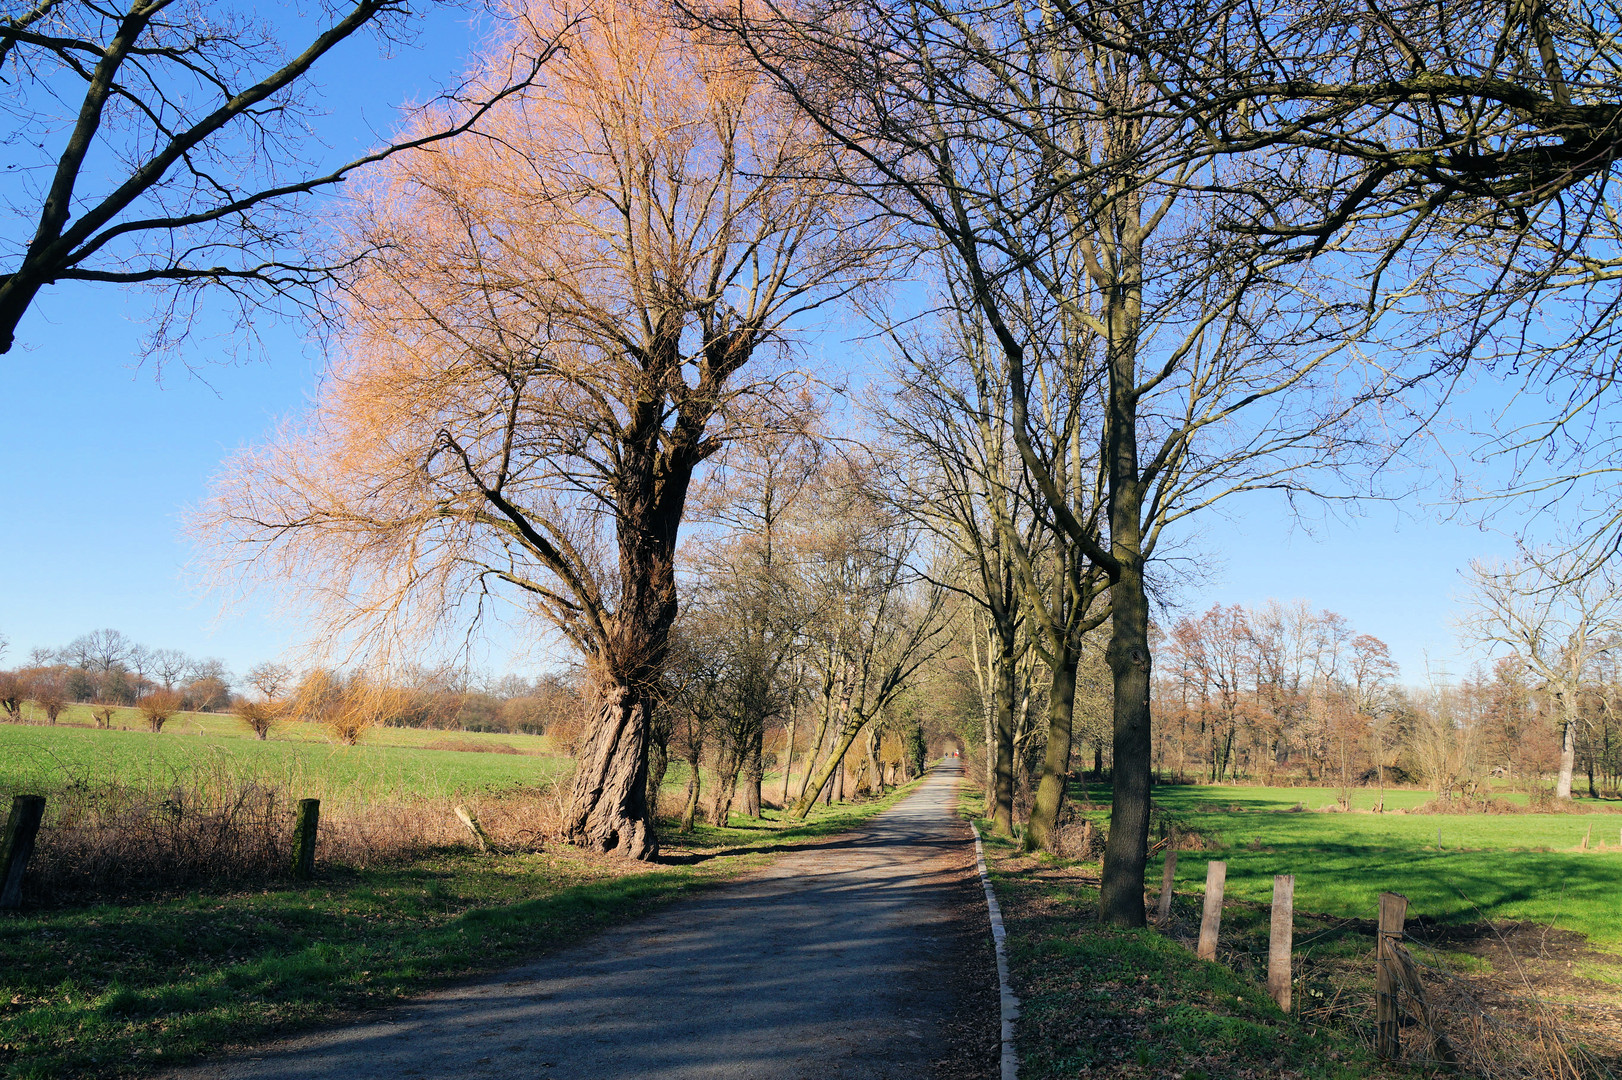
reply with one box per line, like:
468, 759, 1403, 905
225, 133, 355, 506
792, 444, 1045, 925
566, 683, 655, 858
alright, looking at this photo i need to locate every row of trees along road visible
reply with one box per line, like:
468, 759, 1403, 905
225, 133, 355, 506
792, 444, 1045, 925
21, 0, 1622, 929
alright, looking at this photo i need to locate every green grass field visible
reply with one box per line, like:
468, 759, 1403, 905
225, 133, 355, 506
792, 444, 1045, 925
1099, 783, 1622, 951
0, 718, 570, 803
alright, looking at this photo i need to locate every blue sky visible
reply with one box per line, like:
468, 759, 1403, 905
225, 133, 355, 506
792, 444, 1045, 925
0, 6, 1534, 687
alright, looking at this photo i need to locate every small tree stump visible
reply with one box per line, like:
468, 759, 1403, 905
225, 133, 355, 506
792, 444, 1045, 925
454, 805, 501, 853
1197, 860, 1226, 961
291, 798, 320, 881
0, 795, 46, 910
1376, 891, 1408, 1059
1267, 874, 1294, 1011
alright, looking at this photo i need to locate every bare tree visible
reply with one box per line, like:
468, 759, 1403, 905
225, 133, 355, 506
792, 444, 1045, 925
0, 0, 567, 357
139, 687, 182, 732
194, 0, 875, 859
246, 661, 292, 701
148, 647, 190, 691
715, 0, 1404, 924
1464, 549, 1622, 799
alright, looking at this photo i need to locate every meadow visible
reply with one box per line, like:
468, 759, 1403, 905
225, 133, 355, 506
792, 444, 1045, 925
1, 713, 570, 803
1114, 783, 1622, 951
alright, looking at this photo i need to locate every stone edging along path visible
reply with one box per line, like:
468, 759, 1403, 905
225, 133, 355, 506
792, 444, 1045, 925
971, 823, 1020, 1080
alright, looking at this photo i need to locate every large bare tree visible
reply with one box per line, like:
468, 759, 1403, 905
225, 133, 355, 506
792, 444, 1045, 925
194, 0, 871, 859
1464, 549, 1622, 799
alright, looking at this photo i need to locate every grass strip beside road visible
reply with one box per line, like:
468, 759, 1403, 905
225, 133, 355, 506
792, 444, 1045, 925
0, 782, 919, 1080
963, 794, 1419, 1080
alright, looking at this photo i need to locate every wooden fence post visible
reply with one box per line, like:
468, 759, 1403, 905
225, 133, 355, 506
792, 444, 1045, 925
1157, 848, 1178, 923
1376, 891, 1408, 1060
291, 798, 320, 881
0, 795, 46, 910
1267, 874, 1295, 1011
1197, 860, 1226, 961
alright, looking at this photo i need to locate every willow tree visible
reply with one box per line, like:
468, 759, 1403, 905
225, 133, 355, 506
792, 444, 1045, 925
194, 0, 867, 859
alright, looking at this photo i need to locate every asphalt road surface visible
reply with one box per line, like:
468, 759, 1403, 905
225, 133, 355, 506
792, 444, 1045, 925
166, 760, 987, 1080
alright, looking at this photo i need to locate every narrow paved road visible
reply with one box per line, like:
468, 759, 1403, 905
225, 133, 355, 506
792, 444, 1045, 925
168, 761, 988, 1080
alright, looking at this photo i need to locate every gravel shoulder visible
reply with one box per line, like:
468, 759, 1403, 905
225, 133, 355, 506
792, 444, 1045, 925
165, 762, 995, 1080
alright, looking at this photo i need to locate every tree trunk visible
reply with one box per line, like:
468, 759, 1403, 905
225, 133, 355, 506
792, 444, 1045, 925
992, 625, 1017, 836
1026, 642, 1079, 852
565, 683, 655, 858
865, 726, 884, 795
792, 721, 867, 819
680, 752, 702, 832
781, 715, 796, 807
744, 731, 763, 816
646, 735, 669, 822
1557, 706, 1577, 799
1099, 245, 1152, 925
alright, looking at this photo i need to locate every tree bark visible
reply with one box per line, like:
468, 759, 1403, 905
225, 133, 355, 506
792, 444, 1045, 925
565, 684, 655, 858
1025, 642, 1079, 852
781, 714, 796, 807
680, 751, 702, 832
646, 734, 669, 822
744, 732, 763, 817
992, 624, 1017, 836
1557, 705, 1577, 799
792, 721, 867, 818
865, 726, 884, 795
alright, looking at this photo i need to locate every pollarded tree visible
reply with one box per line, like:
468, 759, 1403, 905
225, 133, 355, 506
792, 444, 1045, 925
194, 0, 872, 859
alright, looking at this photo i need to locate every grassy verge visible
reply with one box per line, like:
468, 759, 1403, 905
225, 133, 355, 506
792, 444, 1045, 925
0, 780, 919, 1080
1065, 783, 1622, 951
962, 792, 1421, 1080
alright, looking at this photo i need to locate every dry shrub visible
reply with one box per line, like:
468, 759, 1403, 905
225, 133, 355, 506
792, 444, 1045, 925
16, 759, 570, 905
139, 689, 183, 733
423, 738, 520, 754
1050, 818, 1107, 860
233, 699, 279, 739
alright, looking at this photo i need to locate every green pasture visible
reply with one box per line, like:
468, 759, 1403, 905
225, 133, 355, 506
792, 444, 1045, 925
1102, 784, 1622, 950
0, 722, 570, 803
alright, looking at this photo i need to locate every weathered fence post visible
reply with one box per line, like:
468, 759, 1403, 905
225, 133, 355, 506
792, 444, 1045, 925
1267, 874, 1295, 1011
1376, 891, 1408, 1060
1197, 860, 1226, 961
291, 798, 320, 881
1157, 848, 1178, 923
0, 795, 46, 910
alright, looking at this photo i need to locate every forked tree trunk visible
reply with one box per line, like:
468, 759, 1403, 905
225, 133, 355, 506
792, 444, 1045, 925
792, 721, 866, 819
1025, 643, 1079, 852
565, 684, 655, 858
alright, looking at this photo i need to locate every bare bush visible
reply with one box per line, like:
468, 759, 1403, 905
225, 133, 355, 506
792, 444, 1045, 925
0, 671, 23, 720
233, 699, 278, 740
139, 689, 183, 732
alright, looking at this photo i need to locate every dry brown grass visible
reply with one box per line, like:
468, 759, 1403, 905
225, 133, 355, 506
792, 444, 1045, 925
22, 761, 569, 904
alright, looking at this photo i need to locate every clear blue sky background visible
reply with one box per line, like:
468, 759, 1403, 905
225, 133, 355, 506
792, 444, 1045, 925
0, 6, 1529, 687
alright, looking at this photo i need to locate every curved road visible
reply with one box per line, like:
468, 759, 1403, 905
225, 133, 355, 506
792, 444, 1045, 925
168, 760, 987, 1080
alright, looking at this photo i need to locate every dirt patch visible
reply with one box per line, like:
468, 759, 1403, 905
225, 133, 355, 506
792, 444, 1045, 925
1412, 920, 1622, 1068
